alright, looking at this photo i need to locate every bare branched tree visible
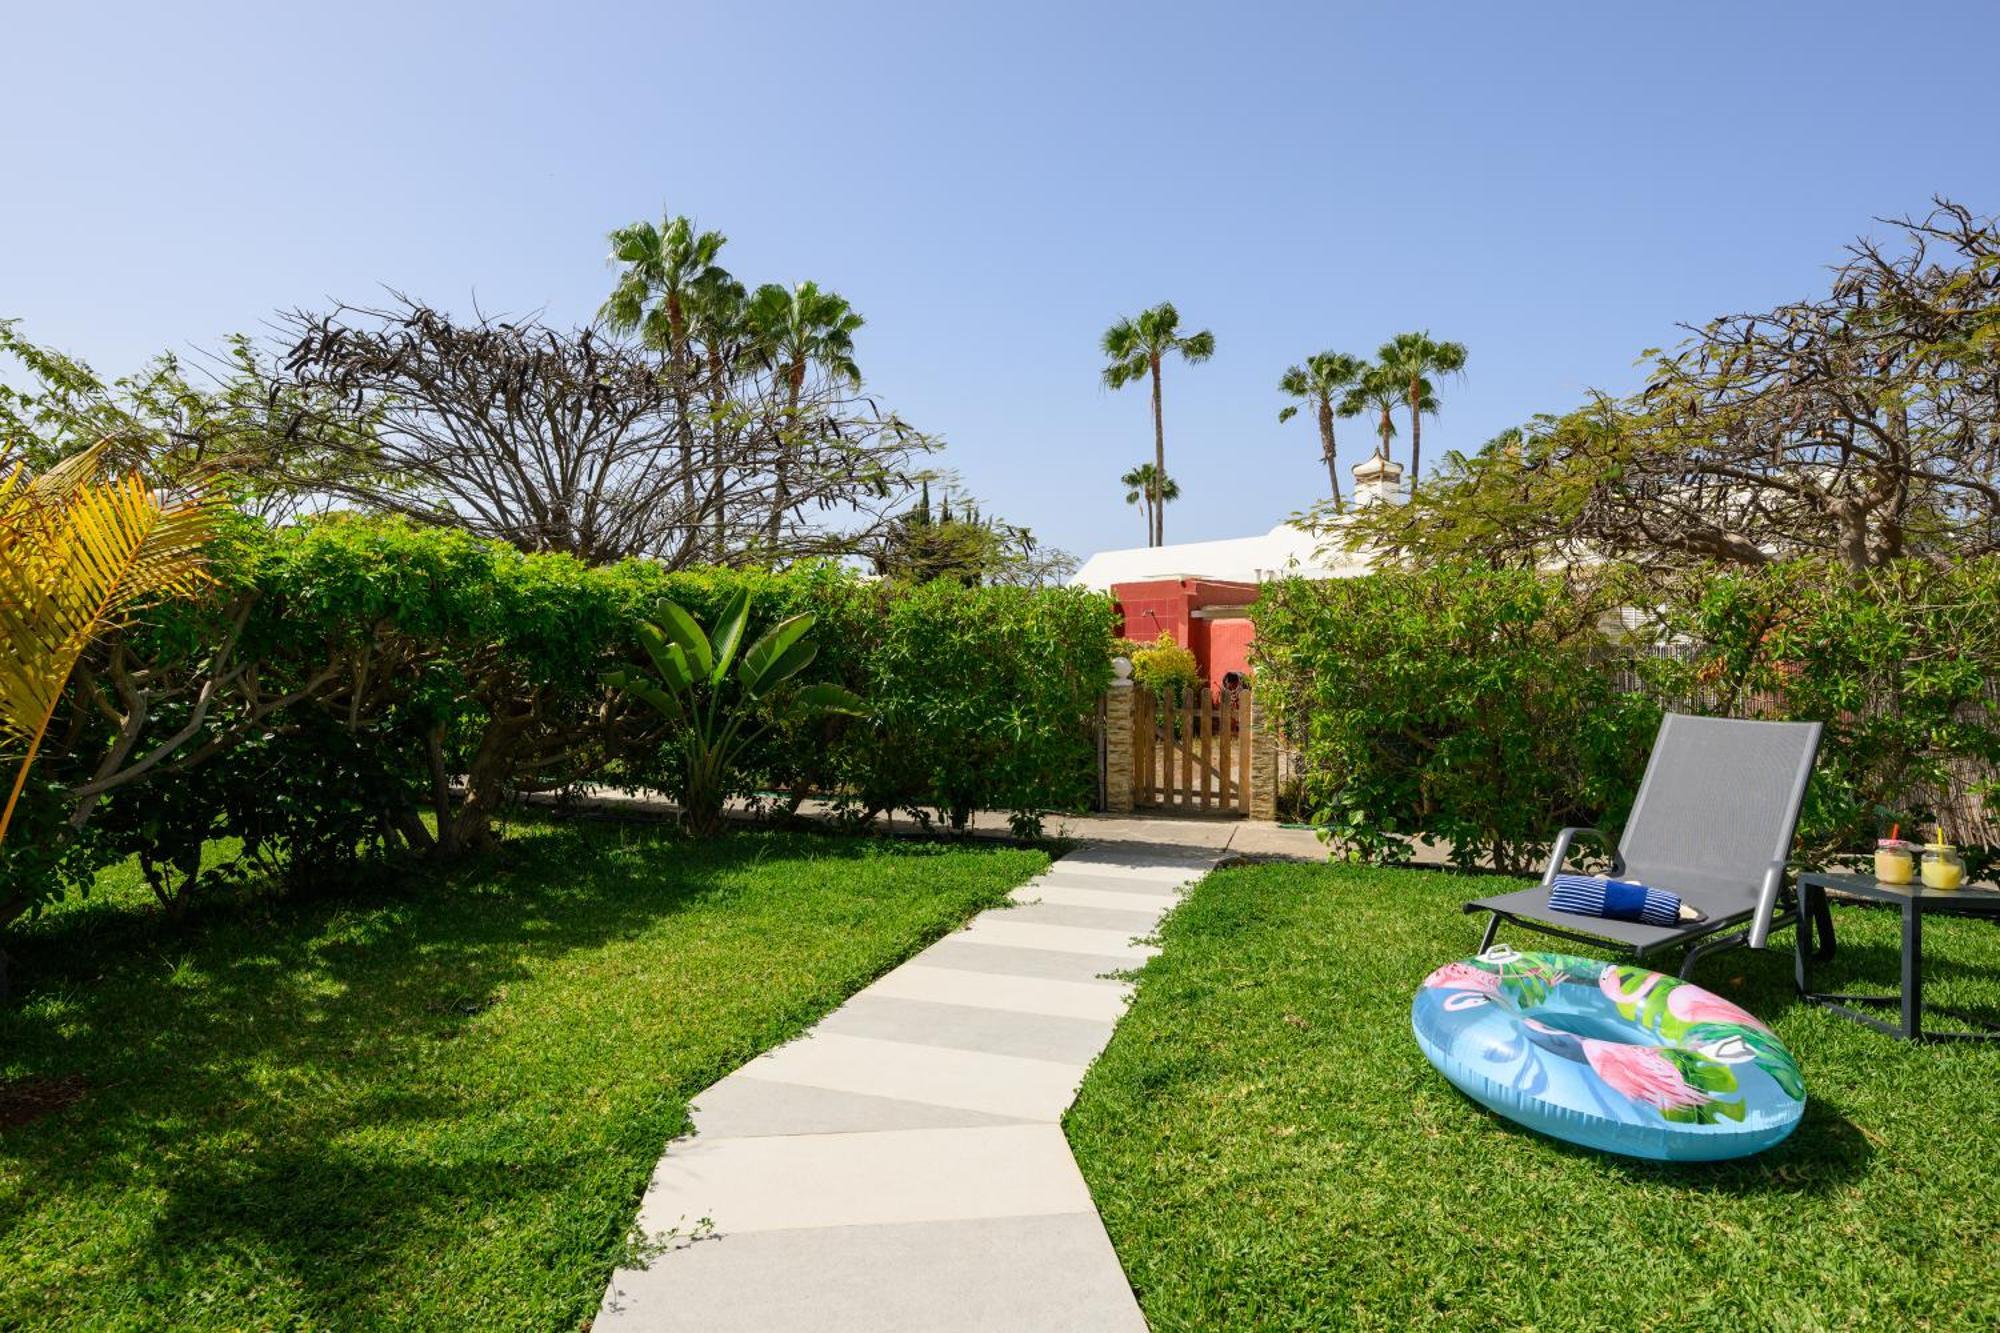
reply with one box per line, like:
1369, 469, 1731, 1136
275, 296, 936, 566
1340, 199, 2000, 572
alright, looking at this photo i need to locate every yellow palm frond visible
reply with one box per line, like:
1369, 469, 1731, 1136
0, 441, 219, 843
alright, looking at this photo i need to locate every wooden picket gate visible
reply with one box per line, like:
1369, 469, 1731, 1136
1131, 685, 1251, 814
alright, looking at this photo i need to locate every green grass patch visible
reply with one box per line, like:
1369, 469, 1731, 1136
1, 822, 1046, 1329
1067, 861, 2000, 1331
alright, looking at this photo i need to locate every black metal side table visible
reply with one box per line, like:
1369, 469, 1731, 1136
1795, 871, 2000, 1042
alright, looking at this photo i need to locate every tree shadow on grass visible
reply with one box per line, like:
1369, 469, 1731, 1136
0, 823, 953, 1325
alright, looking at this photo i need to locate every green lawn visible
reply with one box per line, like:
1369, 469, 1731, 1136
1066, 861, 2000, 1331
0, 821, 1046, 1329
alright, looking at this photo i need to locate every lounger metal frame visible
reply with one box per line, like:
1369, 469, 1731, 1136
1464, 713, 1835, 979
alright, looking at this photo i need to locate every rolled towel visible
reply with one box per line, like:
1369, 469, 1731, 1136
1548, 873, 1699, 927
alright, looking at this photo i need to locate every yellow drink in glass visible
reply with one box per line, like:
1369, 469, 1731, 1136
1875, 839, 1916, 885
1921, 845, 1964, 891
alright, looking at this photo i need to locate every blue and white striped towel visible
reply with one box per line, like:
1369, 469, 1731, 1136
1547, 873, 1686, 927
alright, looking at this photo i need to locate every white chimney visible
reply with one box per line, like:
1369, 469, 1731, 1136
1351, 449, 1409, 507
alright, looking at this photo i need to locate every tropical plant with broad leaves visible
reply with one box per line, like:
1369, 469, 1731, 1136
0, 440, 218, 844
1119, 463, 1179, 544
1278, 352, 1368, 510
1101, 303, 1214, 545
1377, 331, 1467, 490
604, 592, 865, 836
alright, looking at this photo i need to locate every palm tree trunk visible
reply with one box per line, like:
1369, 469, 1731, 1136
1150, 355, 1165, 546
1318, 398, 1342, 511
1408, 375, 1422, 493
767, 369, 802, 550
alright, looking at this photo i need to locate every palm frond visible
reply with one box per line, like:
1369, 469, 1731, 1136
0, 448, 219, 842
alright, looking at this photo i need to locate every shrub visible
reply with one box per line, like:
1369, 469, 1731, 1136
1252, 558, 2000, 876
1252, 566, 1659, 872
865, 580, 1116, 832
1119, 632, 1201, 695
1646, 558, 2000, 871
6, 519, 1117, 927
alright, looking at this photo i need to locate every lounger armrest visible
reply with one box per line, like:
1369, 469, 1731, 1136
1746, 859, 1790, 950
1540, 827, 1623, 887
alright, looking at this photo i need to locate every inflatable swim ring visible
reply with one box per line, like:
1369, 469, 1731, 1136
1411, 947, 1804, 1161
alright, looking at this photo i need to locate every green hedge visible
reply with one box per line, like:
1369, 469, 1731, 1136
1253, 559, 2000, 875
9, 516, 1114, 921
1253, 566, 1658, 872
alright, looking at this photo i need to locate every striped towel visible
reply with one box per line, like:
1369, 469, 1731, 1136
1548, 873, 1687, 927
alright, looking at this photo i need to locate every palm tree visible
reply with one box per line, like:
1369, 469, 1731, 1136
602, 215, 733, 367
1339, 364, 1434, 466
746, 281, 864, 547
1120, 463, 1180, 544
1101, 303, 1214, 546
690, 274, 752, 559
1278, 352, 1367, 511
1377, 332, 1467, 490
0, 441, 218, 845
603, 215, 738, 555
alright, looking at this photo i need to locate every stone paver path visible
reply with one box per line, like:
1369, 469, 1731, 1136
596, 843, 1221, 1332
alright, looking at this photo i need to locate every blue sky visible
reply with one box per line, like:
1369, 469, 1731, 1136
5, 1, 1995, 560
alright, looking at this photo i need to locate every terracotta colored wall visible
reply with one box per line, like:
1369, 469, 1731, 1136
1111, 577, 1259, 690
1206, 618, 1256, 686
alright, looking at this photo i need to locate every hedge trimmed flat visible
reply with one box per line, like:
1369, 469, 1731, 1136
1412, 948, 1805, 1161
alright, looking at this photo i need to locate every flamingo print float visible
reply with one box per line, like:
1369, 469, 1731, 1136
1411, 948, 1805, 1161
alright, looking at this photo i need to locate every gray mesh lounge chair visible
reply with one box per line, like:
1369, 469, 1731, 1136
1465, 713, 1836, 978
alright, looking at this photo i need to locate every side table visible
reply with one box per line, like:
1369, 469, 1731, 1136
1796, 871, 2000, 1042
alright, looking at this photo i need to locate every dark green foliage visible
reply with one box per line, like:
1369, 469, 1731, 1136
1253, 559, 2000, 872
864, 580, 1116, 833
6, 517, 1114, 921
1647, 558, 2000, 869
1252, 565, 1658, 871
1067, 861, 2000, 1330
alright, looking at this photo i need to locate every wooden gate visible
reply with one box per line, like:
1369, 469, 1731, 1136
1132, 685, 1251, 814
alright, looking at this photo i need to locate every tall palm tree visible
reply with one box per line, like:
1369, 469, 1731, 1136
603, 215, 737, 556
1101, 303, 1214, 546
602, 215, 733, 367
746, 281, 864, 547
1377, 332, 1467, 490
1338, 364, 1434, 468
691, 274, 752, 559
1277, 352, 1367, 511
1120, 463, 1179, 544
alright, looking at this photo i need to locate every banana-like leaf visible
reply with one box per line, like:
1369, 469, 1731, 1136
738, 613, 816, 693
708, 588, 752, 685
602, 669, 684, 723
650, 598, 714, 680
745, 639, 818, 699
788, 682, 867, 717
635, 623, 695, 693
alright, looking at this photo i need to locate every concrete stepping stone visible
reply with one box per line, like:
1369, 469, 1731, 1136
816, 993, 1119, 1064
914, 937, 1138, 984
869, 962, 1134, 1021
691, 1074, 1029, 1139
597, 1213, 1145, 1333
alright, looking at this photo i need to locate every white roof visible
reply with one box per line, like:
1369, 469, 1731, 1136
1070, 521, 1367, 592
